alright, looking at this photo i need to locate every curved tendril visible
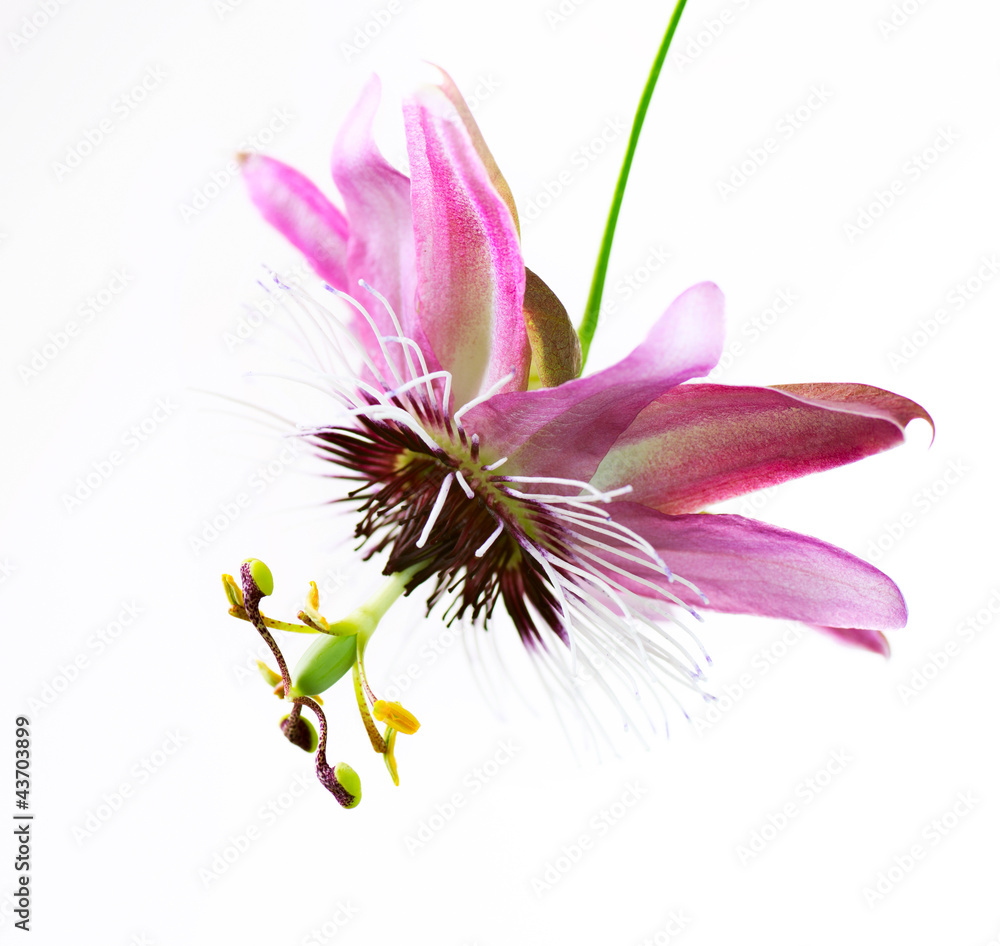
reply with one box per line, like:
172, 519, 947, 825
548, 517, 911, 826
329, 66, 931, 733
578, 0, 690, 367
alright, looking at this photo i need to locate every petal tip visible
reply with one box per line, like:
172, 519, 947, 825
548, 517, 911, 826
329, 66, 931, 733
812, 624, 893, 658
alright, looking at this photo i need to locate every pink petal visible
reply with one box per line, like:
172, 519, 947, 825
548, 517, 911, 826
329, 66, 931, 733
403, 82, 529, 405
605, 502, 908, 632
240, 153, 350, 288
332, 76, 426, 360
811, 625, 891, 657
590, 382, 932, 514
431, 65, 521, 234
772, 382, 935, 440
430, 68, 579, 388
463, 282, 725, 482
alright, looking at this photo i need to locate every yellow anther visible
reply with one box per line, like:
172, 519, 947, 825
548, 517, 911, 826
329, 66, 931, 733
257, 661, 282, 688
299, 581, 331, 632
222, 574, 244, 608
372, 700, 421, 735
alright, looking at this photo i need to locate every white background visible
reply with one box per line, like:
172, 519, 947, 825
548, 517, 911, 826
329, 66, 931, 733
4, 0, 999, 943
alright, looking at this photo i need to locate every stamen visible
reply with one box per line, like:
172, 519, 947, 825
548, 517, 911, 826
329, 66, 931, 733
475, 520, 505, 558
416, 473, 454, 548
481, 456, 508, 472
470, 434, 480, 463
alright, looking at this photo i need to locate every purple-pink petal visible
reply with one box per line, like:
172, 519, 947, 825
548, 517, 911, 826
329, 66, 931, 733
604, 502, 908, 633
431, 65, 521, 234
332, 76, 427, 364
403, 83, 529, 406
240, 153, 350, 289
463, 282, 725, 482
590, 382, 932, 514
811, 625, 891, 657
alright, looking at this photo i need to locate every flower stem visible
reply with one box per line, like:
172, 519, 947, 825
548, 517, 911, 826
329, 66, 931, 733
577, 0, 689, 369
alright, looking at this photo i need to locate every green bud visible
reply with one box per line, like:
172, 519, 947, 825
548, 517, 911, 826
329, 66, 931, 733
292, 632, 357, 696
243, 558, 274, 597
334, 762, 361, 808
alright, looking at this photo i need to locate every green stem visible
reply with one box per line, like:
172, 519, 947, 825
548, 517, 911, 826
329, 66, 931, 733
339, 565, 420, 648
577, 0, 689, 369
